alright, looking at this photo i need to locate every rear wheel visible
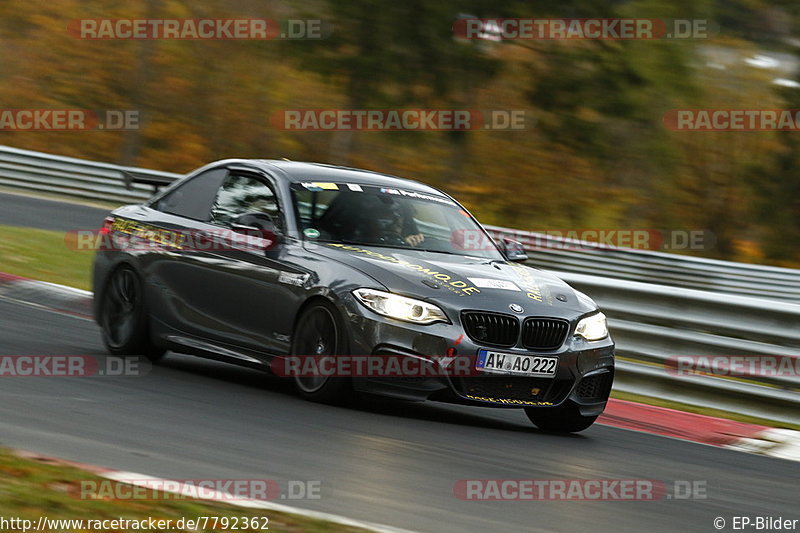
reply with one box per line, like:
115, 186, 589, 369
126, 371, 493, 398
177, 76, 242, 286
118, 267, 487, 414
525, 403, 598, 433
99, 265, 165, 361
291, 302, 351, 404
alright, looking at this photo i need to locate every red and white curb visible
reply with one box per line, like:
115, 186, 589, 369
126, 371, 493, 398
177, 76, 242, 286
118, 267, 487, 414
3, 273, 800, 463
722, 428, 800, 461
599, 398, 800, 462
0, 272, 93, 319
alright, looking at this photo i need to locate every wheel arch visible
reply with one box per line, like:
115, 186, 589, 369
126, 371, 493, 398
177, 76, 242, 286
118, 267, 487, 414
93, 254, 144, 321
290, 293, 351, 353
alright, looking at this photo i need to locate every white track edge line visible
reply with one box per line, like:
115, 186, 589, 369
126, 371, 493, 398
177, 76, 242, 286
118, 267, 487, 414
102, 471, 420, 533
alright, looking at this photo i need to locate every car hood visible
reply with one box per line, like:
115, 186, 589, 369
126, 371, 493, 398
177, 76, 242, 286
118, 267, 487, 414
308, 242, 598, 317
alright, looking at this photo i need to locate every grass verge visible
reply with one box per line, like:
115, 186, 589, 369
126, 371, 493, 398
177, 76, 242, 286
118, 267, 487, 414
0, 447, 374, 533
0, 224, 93, 290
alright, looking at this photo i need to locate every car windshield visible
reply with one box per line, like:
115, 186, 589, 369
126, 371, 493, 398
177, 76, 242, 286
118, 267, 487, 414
292, 182, 504, 260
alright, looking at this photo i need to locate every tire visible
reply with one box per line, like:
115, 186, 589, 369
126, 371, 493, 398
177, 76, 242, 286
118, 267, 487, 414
525, 402, 598, 433
291, 301, 351, 404
98, 265, 165, 362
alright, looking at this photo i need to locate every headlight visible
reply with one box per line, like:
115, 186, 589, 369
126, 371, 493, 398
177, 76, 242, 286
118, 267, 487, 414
575, 312, 608, 341
353, 288, 449, 325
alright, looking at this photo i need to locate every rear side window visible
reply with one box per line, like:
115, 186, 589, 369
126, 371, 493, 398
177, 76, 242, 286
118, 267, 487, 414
153, 168, 227, 221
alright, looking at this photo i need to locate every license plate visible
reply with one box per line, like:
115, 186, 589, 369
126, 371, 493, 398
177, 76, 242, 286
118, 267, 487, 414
476, 349, 557, 377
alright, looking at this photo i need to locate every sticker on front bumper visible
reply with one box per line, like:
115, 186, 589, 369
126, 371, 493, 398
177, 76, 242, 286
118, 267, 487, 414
476, 349, 557, 377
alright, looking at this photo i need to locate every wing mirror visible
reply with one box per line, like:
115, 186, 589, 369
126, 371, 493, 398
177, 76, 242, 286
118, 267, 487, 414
501, 237, 528, 263
231, 213, 282, 246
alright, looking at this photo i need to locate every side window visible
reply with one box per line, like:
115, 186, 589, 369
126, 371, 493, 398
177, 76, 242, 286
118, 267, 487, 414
210, 173, 282, 229
153, 168, 227, 221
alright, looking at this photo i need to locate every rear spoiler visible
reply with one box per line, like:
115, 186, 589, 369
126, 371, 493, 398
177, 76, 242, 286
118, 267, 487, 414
122, 170, 180, 193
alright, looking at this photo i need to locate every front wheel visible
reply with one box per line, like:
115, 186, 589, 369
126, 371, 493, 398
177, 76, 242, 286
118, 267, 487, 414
525, 403, 598, 433
291, 301, 351, 404
98, 265, 165, 362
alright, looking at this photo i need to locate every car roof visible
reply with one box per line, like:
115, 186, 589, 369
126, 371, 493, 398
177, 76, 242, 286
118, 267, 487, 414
228, 159, 448, 197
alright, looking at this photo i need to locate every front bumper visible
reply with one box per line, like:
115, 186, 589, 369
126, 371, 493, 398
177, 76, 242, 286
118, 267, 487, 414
339, 293, 615, 413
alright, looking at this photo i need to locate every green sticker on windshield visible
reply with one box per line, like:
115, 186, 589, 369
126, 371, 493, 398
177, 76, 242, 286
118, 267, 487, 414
304, 228, 320, 239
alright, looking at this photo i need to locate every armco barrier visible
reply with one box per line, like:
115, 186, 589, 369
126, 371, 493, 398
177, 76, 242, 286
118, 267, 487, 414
484, 226, 800, 303
0, 145, 180, 204
556, 272, 800, 425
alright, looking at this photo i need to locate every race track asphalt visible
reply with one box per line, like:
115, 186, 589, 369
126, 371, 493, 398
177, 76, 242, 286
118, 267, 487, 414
0, 191, 111, 231
0, 297, 797, 533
